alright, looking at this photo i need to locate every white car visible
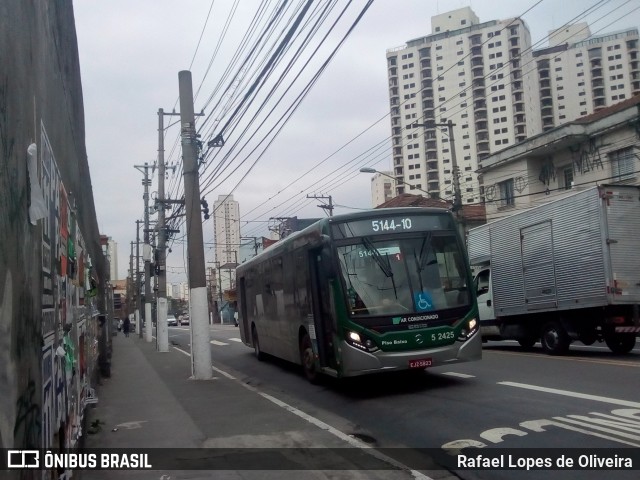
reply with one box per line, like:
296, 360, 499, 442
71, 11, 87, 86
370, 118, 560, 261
167, 315, 178, 327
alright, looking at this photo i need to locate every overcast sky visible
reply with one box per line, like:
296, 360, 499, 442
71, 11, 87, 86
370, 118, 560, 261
72, 0, 640, 284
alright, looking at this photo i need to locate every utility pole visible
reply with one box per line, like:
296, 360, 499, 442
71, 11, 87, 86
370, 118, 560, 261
307, 194, 333, 216
135, 220, 143, 337
135, 162, 155, 343
443, 120, 462, 214
241, 236, 261, 257
156, 108, 180, 353
179, 70, 212, 379
129, 241, 134, 318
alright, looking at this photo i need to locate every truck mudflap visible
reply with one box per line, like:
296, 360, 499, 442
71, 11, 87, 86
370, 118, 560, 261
615, 326, 640, 333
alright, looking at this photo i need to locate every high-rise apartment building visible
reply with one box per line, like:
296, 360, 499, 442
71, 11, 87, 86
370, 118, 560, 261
106, 237, 118, 280
533, 24, 639, 132
386, 7, 540, 205
369, 171, 395, 207
213, 194, 241, 271
385, 7, 640, 206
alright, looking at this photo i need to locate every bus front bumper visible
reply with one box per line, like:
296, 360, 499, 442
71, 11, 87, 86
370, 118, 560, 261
338, 332, 482, 377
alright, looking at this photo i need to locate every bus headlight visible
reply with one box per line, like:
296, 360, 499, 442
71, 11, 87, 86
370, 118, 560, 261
458, 318, 479, 341
346, 330, 379, 353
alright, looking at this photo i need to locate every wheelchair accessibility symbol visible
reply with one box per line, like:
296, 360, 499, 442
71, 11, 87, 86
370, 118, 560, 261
414, 292, 434, 312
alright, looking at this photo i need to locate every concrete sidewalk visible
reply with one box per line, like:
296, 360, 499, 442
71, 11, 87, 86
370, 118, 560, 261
81, 331, 452, 479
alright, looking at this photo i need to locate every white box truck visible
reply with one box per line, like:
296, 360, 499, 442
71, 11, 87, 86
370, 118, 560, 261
467, 184, 640, 355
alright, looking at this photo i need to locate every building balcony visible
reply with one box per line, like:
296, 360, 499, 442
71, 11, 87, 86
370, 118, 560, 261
588, 48, 602, 61
471, 58, 484, 67
512, 80, 523, 92
472, 66, 484, 78
423, 88, 433, 98
473, 85, 486, 98
514, 114, 526, 126
590, 58, 601, 68
593, 87, 605, 99
474, 101, 487, 111
515, 134, 527, 143
394, 157, 403, 167
477, 140, 490, 153
538, 70, 549, 80
421, 59, 431, 69
394, 168, 404, 176
631, 61, 640, 72
633, 80, 640, 94
471, 46, 483, 60
422, 68, 432, 78
475, 120, 488, 132
427, 180, 440, 191
470, 34, 482, 46
390, 88, 399, 100
540, 88, 552, 100
427, 161, 439, 172
425, 141, 437, 152
474, 111, 487, 121
592, 78, 604, 88
476, 132, 489, 142
542, 117, 554, 127
427, 172, 439, 181
591, 67, 603, 79
388, 68, 397, 78
541, 106, 553, 119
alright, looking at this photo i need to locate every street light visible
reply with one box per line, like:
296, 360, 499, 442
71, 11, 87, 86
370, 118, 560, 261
359, 167, 432, 197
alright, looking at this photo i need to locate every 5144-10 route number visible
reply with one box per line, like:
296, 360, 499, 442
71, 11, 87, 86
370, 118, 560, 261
371, 218, 413, 232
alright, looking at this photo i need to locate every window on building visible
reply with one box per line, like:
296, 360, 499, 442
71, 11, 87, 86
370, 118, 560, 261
562, 166, 574, 190
498, 178, 515, 207
610, 147, 635, 181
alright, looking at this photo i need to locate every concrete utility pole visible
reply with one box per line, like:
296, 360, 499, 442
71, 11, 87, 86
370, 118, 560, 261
135, 162, 155, 343
129, 241, 134, 317
156, 108, 180, 353
135, 220, 143, 337
178, 70, 212, 379
307, 194, 333, 216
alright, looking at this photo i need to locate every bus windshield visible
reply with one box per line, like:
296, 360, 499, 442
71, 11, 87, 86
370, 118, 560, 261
336, 234, 470, 317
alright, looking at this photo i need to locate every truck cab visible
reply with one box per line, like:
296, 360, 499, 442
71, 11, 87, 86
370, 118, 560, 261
474, 267, 497, 338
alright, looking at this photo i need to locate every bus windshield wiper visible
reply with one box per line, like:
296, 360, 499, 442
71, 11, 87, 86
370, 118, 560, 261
362, 237, 398, 299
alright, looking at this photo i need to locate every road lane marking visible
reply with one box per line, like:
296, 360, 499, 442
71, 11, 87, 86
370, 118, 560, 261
441, 372, 475, 378
230, 338, 242, 342
172, 347, 431, 478
210, 340, 229, 346
486, 349, 640, 368
499, 381, 640, 408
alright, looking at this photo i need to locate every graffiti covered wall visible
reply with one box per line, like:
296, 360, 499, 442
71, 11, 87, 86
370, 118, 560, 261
0, 1, 108, 477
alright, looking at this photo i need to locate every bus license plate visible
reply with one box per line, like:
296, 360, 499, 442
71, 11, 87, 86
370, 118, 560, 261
409, 358, 432, 369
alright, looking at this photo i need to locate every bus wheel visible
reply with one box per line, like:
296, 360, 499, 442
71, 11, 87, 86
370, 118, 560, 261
540, 321, 569, 355
299, 333, 319, 384
252, 325, 264, 361
604, 334, 636, 354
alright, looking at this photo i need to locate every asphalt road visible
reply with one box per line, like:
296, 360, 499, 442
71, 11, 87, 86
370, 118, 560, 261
166, 325, 640, 480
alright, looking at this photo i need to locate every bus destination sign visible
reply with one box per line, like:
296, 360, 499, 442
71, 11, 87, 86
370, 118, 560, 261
331, 214, 454, 239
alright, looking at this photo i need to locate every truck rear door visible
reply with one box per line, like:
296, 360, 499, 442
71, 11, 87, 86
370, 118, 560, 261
603, 186, 640, 303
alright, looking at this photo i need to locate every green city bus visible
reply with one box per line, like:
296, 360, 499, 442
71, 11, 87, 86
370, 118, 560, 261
236, 207, 481, 382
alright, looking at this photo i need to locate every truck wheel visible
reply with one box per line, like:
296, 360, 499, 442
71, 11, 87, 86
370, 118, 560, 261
604, 334, 636, 354
252, 325, 264, 361
540, 322, 570, 355
299, 333, 320, 384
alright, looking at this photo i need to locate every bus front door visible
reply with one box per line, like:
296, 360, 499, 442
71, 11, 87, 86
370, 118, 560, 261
309, 248, 337, 371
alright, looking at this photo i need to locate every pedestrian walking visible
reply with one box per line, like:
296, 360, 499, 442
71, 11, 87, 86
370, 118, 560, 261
123, 317, 131, 337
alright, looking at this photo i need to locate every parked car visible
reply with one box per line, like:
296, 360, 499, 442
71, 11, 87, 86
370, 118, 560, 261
167, 315, 178, 327
180, 315, 190, 326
